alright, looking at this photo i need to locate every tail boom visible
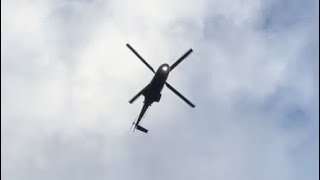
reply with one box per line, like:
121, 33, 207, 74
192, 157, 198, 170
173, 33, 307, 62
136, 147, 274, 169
132, 102, 151, 133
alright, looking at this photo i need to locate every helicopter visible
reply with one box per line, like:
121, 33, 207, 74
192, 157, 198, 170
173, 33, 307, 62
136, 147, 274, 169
126, 43, 195, 133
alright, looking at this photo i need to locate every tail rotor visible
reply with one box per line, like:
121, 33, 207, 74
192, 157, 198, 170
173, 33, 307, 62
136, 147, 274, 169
130, 120, 136, 132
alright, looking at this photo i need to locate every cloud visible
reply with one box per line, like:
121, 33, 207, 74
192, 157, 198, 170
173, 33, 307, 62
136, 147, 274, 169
1, 0, 318, 180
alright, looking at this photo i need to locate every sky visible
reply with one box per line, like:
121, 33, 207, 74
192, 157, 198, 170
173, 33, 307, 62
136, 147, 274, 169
1, 0, 319, 180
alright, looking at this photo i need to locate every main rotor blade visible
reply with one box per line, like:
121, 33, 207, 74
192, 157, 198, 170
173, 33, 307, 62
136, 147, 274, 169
165, 82, 195, 108
129, 91, 143, 104
170, 49, 193, 71
129, 86, 147, 104
126, 43, 155, 73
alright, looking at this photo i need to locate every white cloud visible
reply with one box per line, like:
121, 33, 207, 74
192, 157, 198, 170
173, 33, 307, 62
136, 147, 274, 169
1, 0, 318, 180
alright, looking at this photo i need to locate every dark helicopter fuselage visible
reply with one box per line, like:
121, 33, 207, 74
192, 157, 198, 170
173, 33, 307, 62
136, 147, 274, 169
126, 43, 195, 133
133, 63, 170, 133
143, 63, 170, 104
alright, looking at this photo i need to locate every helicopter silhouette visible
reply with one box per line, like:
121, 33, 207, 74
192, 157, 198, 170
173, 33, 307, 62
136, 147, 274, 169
126, 43, 195, 133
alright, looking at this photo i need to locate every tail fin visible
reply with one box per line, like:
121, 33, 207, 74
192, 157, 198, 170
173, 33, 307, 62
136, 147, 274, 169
130, 121, 148, 133
136, 125, 148, 133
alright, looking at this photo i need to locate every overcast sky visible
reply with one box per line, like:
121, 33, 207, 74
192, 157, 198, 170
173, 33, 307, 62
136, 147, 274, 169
1, 0, 319, 180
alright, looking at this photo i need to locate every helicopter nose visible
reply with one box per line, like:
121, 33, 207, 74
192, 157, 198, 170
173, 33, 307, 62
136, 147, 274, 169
162, 65, 169, 72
